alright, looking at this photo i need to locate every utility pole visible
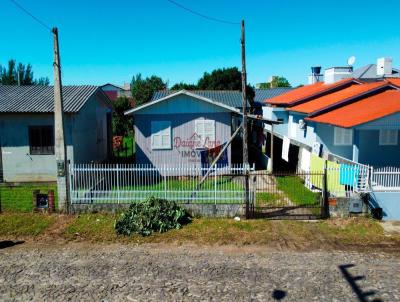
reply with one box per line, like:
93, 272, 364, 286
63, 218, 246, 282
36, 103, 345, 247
241, 20, 250, 218
52, 27, 69, 213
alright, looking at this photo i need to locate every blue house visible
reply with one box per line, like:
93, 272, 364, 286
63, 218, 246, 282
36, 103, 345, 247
0, 85, 112, 182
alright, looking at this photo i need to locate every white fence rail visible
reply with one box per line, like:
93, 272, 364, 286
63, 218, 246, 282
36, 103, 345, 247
371, 167, 400, 191
69, 164, 253, 205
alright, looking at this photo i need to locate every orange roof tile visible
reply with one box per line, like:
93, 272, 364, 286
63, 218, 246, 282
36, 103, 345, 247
388, 78, 400, 87
305, 90, 400, 128
266, 78, 358, 106
289, 81, 387, 114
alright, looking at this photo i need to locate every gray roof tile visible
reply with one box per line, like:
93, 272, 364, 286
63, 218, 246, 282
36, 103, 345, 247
152, 88, 292, 108
0, 85, 103, 113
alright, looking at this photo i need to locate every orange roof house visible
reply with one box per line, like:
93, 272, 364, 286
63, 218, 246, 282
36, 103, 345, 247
266, 78, 361, 106
306, 89, 400, 128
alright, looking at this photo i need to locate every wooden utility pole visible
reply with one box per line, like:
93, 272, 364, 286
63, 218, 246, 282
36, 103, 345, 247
52, 27, 69, 213
241, 20, 250, 218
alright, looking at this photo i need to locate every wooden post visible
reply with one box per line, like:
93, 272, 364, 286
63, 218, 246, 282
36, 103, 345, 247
269, 123, 274, 173
52, 27, 69, 213
241, 20, 250, 219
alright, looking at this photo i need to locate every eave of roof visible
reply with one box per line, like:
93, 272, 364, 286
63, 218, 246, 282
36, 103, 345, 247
124, 90, 240, 115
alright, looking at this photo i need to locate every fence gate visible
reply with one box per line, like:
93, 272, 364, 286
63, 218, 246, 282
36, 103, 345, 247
249, 171, 325, 219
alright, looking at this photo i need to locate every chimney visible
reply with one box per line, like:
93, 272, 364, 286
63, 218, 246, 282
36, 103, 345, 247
123, 82, 131, 91
308, 66, 323, 84
377, 57, 392, 76
324, 66, 353, 84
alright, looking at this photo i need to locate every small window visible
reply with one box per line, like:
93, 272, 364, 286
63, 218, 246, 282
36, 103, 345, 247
151, 121, 171, 150
334, 127, 353, 146
29, 126, 54, 155
195, 119, 215, 147
379, 129, 398, 145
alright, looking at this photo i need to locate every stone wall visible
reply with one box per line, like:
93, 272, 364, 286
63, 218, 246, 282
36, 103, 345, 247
328, 195, 369, 218
70, 203, 244, 218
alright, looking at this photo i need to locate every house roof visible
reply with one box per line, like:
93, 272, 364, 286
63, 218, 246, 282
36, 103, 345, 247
306, 89, 400, 128
151, 90, 246, 108
254, 88, 292, 106
351, 64, 400, 79
0, 85, 110, 113
266, 78, 360, 106
289, 81, 389, 114
125, 90, 241, 115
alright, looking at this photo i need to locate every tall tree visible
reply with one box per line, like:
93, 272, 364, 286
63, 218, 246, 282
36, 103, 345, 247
197, 67, 255, 104
131, 74, 167, 106
0, 59, 49, 85
258, 76, 291, 89
197, 67, 242, 90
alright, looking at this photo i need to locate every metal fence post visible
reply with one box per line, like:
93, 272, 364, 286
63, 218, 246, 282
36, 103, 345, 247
164, 164, 167, 200
117, 164, 120, 204
323, 160, 329, 218
214, 165, 217, 205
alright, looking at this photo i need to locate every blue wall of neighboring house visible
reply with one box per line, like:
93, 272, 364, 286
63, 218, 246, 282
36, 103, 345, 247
264, 107, 400, 167
370, 192, 400, 221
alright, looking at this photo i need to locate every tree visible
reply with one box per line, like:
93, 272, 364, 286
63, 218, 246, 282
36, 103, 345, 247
0, 59, 49, 85
170, 82, 197, 90
34, 77, 50, 86
258, 76, 291, 89
131, 74, 167, 106
198, 67, 255, 105
112, 96, 132, 136
197, 67, 242, 90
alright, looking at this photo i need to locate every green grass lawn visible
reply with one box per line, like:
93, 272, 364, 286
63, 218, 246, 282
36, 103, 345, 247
108, 176, 245, 204
256, 192, 281, 206
63, 214, 398, 247
276, 176, 321, 206
114, 135, 135, 158
0, 183, 58, 212
0, 213, 56, 236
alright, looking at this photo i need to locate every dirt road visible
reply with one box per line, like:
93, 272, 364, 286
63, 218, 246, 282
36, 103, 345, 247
0, 242, 399, 301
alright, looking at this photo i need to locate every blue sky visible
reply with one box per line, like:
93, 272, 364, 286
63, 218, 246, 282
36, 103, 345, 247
1, 0, 400, 87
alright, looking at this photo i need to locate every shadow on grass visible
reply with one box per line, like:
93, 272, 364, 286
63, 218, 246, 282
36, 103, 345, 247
0, 240, 24, 250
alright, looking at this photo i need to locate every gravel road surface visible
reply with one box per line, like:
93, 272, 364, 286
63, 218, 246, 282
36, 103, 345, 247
0, 242, 399, 301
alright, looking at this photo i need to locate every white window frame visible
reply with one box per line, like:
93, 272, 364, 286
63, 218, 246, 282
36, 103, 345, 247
334, 127, 353, 146
151, 121, 171, 150
195, 119, 215, 147
379, 129, 398, 146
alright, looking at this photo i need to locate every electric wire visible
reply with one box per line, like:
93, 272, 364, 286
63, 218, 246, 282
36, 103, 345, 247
8, 0, 52, 31
166, 0, 240, 25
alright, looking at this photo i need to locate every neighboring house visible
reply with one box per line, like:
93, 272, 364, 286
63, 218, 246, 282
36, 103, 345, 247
101, 83, 134, 105
0, 85, 112, 182
263, 57, 400, 169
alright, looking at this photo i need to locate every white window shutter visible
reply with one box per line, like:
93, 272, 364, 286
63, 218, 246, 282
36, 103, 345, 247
151, 121, 171, 149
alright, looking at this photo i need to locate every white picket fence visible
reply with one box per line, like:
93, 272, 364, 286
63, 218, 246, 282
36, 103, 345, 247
371, 167, 400, 191
69, 164, 254, 204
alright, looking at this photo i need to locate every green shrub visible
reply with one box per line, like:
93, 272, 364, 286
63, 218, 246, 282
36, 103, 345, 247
115, 197, 191, 236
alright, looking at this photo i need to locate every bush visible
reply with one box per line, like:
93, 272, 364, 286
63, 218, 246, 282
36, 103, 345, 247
115, 197, 191, 236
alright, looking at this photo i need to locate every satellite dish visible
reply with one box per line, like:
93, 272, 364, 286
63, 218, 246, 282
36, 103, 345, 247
347, 56, 356, 66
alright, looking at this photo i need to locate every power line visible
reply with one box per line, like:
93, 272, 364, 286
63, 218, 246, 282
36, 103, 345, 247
166, 0, 240, 25
9, 0, 52, 31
